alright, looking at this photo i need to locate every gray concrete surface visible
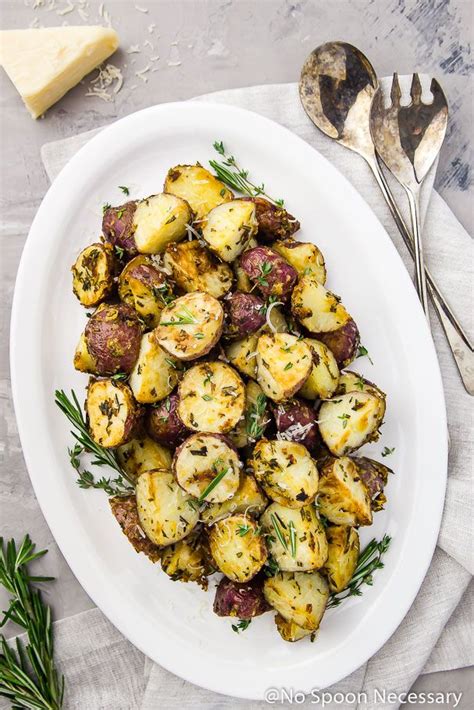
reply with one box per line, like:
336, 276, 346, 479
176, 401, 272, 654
0, 0, 472, 706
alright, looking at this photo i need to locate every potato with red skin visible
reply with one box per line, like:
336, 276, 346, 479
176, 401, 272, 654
84, 303, 142, 375
271, 399, 320, 451
224, 291, 266, 340
239, 246, 297, 301
118, 255, 173, 328
102, 201, 138, 258
146, 393, 188, 448
213, 576, 270, 619
241, 197, 300, 242
109, 495, 161, 563
353, 456, 392, 511
315, 319, 360, 368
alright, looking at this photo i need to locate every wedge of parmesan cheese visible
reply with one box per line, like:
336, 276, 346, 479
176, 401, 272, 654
0, 26, 119, 118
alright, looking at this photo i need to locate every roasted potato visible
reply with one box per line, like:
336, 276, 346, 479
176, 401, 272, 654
136, 468, 199, 546
154, 291, 224, 361
242, 197, 300, 242
224, 292, 266, 340
291, 275, 350, 334
315, 319, 360, 368
116, 435, 172, 479
73, 332, 97, 374
272, 239, 326, 284
274, 613, 315, 642
263, 571, 329, 631
178, 361, 245, 433
164, 164, 233, 221
318, 457, 372, 526
318, 391, 386, 456
109, 495, 161, 562
261, 503, 328, 572
201, 199, 258, 262
86, 379, 142, 448
102, 200, 139, 257
272, 399, 319, 451
250, 439, 319, 508
118, 255, 173, 328
146, 393, 188, 448
256, 333, 312, 402
335, 371, 385, 399
240, 246, 298, 301
72, 242, 115, 307
163, 240, 232, 298
208, 514, 267, 583
225, 333, 259, 379
201, 472, 267, 525
129, 332, 182, 404
353, 456, 392, 511
213, 576, 269, 619
84, 303, 142, 375
323, 525, 360, 593
173, 433, 241, 503
299, 339, 340, 401
161, 530, 214, 589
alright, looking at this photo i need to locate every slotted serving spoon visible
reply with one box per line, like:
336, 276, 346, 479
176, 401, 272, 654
299, 41, 474, 395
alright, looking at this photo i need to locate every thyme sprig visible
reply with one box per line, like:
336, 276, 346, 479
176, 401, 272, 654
69, 444, 133, 497
210, 141, 284, 207
327, 534, 391, 608
198, 459, 229, 502
160, 307, 197, 326
0, 536, 64, 709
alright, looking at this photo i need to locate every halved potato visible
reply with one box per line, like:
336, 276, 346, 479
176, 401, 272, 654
299, 338, 339, 401
318, 457, 372, 526
272, 239, 326, 285
136, 468, 199, 546
335, 370, 386, 399
129, 332, 182, 404
155, 291, 224, 361
261, 503, 328, 572
117, 436, 172, 479
201, 199, 258, 262
74, 332, 97, 374
164, 240, 233, 298
160, 530, 214, 589
164, 164, 233, 221
323, 525, 360, 593
256, 333, 312, 402
250, 439, 319, 508
173, 433, 241, 503
86, 379, 141, 448
291, 275, 350, 333
201, 473, 267, 525
132, 193, 191, 254
263, 571, 329, 630
118, 255, 173, 328
318, 391, 386, 456
208, 514, 267, 583
72, 242, 114, 307
178, 361, 245, 433
225, 333, 259, 379
274, 614, 315, 642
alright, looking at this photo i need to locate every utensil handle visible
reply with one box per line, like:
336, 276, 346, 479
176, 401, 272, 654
406, 188, 430, 318
366, 154, 474, 395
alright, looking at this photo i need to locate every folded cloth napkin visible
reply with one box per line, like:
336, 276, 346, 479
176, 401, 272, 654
9, 81, 472, 710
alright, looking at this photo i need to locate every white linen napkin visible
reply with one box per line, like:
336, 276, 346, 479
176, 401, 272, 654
11, 81, 471, 709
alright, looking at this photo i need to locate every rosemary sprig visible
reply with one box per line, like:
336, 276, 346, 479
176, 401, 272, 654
327, 534, 391, 608
270, 513, 288, 551
288, 521, 297, 559
160, 307, 197, 326
0, 536, 64, 710
246, 393, 268, 441
69, 444, 133, 497
198, 459, 229, 503
210, 141, 284, 207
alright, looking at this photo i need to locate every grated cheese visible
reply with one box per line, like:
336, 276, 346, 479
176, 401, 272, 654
56, 1, 74, 15
276, 422, 313, 442
134, 3, 148, 12
265, 301, 284, 333
85, 62, 123, 101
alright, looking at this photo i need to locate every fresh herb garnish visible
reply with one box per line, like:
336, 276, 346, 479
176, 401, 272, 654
288, 520, 297, 558
102, 202, 111, 214
0, 536, 65, 709
327, 535, 391, 608
356, 345, 373, 365
270, 513, 288, 551
257, 261, 273, 288
337, 413, 350, 429
202, 394, 213, 402
160, 308, 197, 326
381, 446, 395, 457
69, 445, 133, 497
210, 141, 284, 207
284, 362, 293, 371
236, 523, 251, 537
231, 619, 252, 633
198, 459, 229, 502
118, 185, 130, 195
111, 372, 128, 381
114, 244, 125, 260
246, 393, 268, 441
264, 556, 280, 577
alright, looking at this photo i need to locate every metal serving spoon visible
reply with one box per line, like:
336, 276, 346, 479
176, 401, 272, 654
299, 41, 474, 395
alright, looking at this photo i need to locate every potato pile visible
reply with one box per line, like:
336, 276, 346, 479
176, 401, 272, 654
71, 163, 392, 642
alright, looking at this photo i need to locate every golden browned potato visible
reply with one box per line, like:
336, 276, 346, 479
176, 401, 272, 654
250, 439, 319, 508
86, 379, 142, 448
335, 370, 386, 399
261, 503, 328, 572
201, 199, 258, 262
318, 457, 372, 526
73, 332, 97, 374
118, 255, 173, 328
72, 242, 115, 307
272, 239, 326, 285
323, 525, 360, 593
208, 514, 267, 582
178, 361, 245, 433
299, 338, 339, 400
136, 469, 199, 546
129, 332, 182, 404
160, 530, 214, 589
263, 571, 329, 630
291, 274, 350, 333
154, 291, 224, 361
256, 333, 312, 402
201, 473, 267, 525
164, 164, 233, 221
116, 436, 172, 479
133, 193, 192, 253
274, 614, 315, 642
318, 391, 386, 456
225, 333, 259, 379
163, 240, 233, 298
